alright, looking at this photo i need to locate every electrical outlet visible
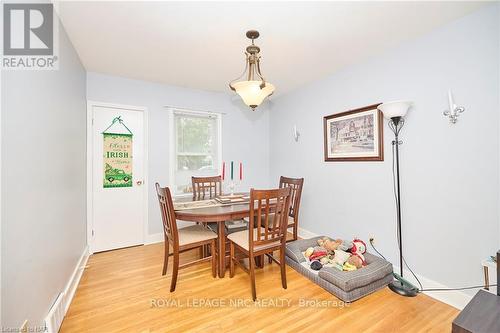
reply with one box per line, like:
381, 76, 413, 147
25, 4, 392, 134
20, 320, 28, 333
369, 237, 375, 245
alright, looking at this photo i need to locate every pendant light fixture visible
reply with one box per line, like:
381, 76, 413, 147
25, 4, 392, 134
229, 30, 275, 111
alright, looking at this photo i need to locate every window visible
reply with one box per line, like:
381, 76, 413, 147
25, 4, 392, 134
170, 109, 221, 195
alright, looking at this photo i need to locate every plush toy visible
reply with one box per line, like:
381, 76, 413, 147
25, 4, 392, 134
304, 247, 314, 258
317, 237, 327, 247
350, 238, 367, 266
318, 237, 342, 252
351, 238, 366, 255
309, 247, 328, 261
320, 256, 330, 264
333, 249, 351, 266
310, 260, 323, 271
347, 255, 364, 269
338, 240, 353, 252
342, 262, 357, 271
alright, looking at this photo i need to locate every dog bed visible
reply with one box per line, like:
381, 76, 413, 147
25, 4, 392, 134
286, 236, 393, 302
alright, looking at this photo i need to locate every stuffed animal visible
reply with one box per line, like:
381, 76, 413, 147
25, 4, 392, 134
309, 247, 328, 261
350, 238, 367, 266
304, 247, 314, 258
351, 238, 366, 255
338, 240, 353, 252
342, 262, 357, 271
333, 249, 351, 266
317, 237, 342, 252
347, 254, 364, 269
310, 260, 323, 271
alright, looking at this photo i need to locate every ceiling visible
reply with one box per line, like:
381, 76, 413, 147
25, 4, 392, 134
56, 1, 487, 95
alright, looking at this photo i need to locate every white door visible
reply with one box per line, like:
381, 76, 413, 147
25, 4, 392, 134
90, 103, 147, 253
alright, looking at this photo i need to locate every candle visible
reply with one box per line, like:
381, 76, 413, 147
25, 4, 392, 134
239, 162, 242, 180
222, 162, 225, 181
448, 89, 455, 112
231, 161, 234, 180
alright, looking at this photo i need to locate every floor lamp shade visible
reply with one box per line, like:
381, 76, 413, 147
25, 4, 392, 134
378, 101, 413, 119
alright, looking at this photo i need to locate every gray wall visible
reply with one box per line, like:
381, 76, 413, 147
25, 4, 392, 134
1, 24, 87, 327
86, 72, 271, 235
269, 4, 499, 294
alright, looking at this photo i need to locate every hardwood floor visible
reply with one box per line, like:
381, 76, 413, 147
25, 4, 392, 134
61, 243, 458, 332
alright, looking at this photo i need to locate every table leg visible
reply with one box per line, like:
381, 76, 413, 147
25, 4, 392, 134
484, 266, 489, 290
218, 221, 225, 278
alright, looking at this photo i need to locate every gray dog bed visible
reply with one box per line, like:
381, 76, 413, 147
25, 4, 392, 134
286, 236, 393, 302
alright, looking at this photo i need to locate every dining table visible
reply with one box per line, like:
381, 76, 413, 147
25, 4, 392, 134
173, 193, 252, 278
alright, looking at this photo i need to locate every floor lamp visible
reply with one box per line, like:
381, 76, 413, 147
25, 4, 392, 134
378, 101, 418, 297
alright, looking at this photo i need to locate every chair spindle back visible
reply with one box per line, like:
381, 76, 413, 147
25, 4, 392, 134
155, 183, 178, 244
279, 176, 304, 220
192, 176, 222, 199
248, 187, 291, 251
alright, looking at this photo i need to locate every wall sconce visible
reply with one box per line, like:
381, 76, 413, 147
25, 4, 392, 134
292, 125, 300, 142
443, 89, 465, 124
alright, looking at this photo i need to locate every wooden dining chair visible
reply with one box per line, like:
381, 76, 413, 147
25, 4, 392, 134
191, 175, 222, 257
155, 183, 217, 292
279, 176, 304, 242
192, 176, 222, 199
228, 187, 291, 301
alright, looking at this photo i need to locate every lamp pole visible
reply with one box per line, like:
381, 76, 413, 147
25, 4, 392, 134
387, 116, 417, 297
392, 117, 404, 278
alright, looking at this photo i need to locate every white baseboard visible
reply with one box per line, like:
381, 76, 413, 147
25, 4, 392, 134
45, 245, 89, 333
145, 232, 164, 245
298, 226, 471, 310
298, 227, 319, 239
64, 245, 89, 312
393, 266, 472, 310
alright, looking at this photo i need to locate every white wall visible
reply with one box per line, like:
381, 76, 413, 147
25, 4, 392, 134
87, 73, 271, 236
1, 24, 87, 327
269, 3, 500, 303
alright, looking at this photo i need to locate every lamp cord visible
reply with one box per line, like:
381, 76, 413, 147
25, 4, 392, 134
369, 239, 492, 292
420, 285, 497, 292
379, 140, 493, 293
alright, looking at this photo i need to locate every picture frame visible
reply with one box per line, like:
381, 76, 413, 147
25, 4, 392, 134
323, 103, 384, 161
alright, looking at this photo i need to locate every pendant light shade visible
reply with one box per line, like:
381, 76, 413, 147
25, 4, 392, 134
231, 80, 275, 109
378, 101, 413, 119
229, 30, 275, 111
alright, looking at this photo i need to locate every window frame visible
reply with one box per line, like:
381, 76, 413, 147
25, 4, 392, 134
168, 108, 222, 197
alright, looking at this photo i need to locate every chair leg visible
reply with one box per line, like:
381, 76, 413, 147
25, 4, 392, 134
268, 251, 273, 264
249, 254, 257, 301
170, 250, 179, 292
162, 241, 169, 276
229, 242, 235, 278
280, 246, 287, 289
254, 255, 263, 268
211, 240, 216, 278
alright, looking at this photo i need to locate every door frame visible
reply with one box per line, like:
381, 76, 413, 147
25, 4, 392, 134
86, 101, 149, 254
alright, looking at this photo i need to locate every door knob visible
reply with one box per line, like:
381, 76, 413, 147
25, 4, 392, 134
136, 180, 143, 186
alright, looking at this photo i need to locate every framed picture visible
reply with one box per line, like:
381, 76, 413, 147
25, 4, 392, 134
323, 103, 384, 161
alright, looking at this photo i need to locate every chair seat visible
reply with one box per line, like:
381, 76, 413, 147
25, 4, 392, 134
178, 225, 217, 246
227, 228, 281, 251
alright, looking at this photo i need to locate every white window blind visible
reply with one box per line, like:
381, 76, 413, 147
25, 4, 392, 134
171, 110, 221, 195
